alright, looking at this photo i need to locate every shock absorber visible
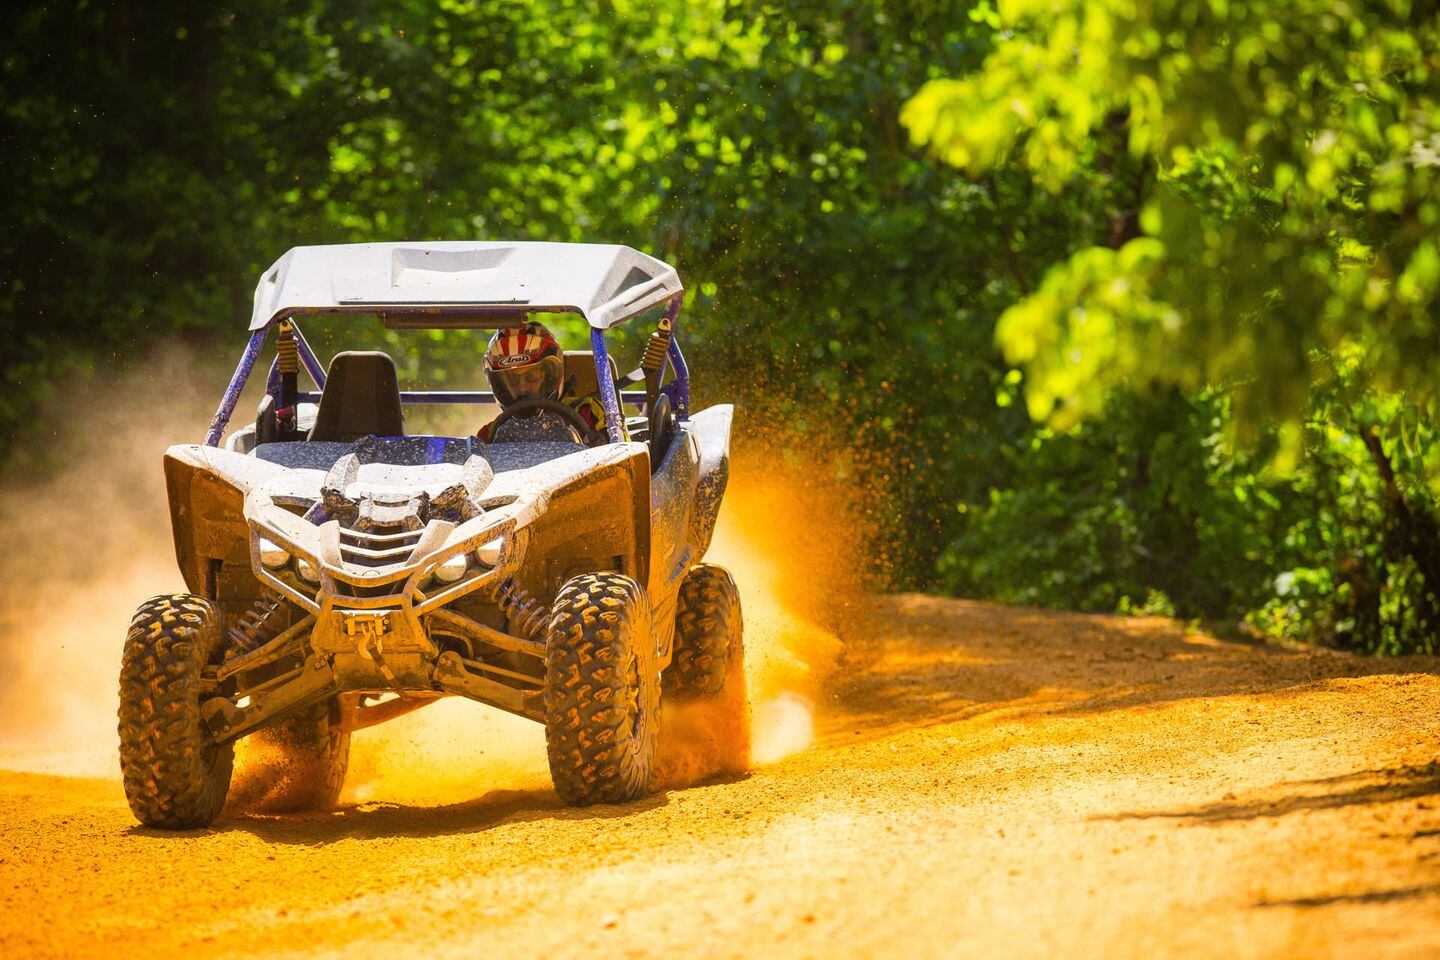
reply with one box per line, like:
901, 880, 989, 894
226, 588, 289, 657
496, 578, 550, 642
640, 312, 673, 412
641, 321, 672, 372
276, 319, 300, 439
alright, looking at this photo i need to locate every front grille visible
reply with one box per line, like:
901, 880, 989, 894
339, 525, 423, 568
332, 579, 405, 600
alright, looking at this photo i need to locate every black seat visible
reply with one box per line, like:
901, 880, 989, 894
308, 352, 405, 442
647, 392, 677, 472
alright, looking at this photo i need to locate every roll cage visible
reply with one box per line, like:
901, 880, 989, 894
204, 242, 692, 447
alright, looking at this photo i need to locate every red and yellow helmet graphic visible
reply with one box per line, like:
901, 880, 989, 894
484, 322, 565, 404
484, 322, 563, 372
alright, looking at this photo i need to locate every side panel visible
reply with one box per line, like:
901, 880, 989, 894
650, 426, 701, 589
687, 404, 733, 561
515, 447, 651, 601
648, 423, 701, 659
163, 452, 257, 600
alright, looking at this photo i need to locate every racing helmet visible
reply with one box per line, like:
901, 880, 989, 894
484, 322, 565, 406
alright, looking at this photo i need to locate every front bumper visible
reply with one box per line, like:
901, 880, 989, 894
202, 597, 547, 745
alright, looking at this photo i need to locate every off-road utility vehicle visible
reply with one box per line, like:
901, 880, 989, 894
118, 242, 746, 828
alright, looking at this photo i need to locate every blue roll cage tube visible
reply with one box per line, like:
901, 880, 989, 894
202, 294, 690, 448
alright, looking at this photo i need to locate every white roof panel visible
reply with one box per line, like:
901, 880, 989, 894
249, 241, 682, 330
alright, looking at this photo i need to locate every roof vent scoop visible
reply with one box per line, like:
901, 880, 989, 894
389, 247, 514, 300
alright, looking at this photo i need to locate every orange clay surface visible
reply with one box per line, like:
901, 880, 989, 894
2, 596, 1439, 960
0, 384, 1436, 959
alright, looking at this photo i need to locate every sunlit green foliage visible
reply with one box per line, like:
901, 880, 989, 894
903, 0, 1440, 438
903, 0, 1440, 651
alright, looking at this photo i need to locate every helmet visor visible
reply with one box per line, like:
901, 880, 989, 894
494, 355, 563, 401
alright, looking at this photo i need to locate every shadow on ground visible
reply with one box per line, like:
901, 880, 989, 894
826, 595, 1440, 741
123, 787, 671, 845
127, 770, 753, 845
1095, 762, 1440, 824
1255, 884, 1440, 908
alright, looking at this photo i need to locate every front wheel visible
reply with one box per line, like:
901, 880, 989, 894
118, 595, 233, 829
544, 572, 659, 805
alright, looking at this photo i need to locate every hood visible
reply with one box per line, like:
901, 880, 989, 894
165, 436, 648, 614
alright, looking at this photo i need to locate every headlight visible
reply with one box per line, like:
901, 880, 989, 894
296, 558, 320, 584
432, 553, 468, 584
474, 538, 503, 567
258, 539, 290, 568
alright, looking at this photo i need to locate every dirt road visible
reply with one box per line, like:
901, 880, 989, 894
3, 594, 1438, 959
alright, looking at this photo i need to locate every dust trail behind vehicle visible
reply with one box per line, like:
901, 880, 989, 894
0, 353, 864, 800
0, 348, 219, 775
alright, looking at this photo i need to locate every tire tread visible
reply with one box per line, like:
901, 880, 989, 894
544, 573, 658, 805
117, 594, 233, 829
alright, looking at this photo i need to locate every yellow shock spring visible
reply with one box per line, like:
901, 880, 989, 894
276, 321, 299, 375
641, 329, 671, 372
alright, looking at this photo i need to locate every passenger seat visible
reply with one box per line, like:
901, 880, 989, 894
308, 352, 405, 442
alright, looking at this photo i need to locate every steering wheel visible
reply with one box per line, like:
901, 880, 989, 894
489, 397, 596, 443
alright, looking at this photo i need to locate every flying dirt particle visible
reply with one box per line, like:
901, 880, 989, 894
341, 699, 550, 806
710, 450, 860, 763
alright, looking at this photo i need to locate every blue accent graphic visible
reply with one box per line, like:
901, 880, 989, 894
205, 328, 268, 446
590, 326, 626, 443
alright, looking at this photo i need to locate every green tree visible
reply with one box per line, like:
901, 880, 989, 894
902, 0, 1440, 438
902, 0, 1440, 650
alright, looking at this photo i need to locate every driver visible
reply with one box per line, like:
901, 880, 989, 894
477, 322, 613, 444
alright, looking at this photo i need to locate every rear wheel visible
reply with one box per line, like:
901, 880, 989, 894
664, 564, 750, 775
245, 700, 350, 813
118, 595, 233, 829
544, 572, 659, 805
